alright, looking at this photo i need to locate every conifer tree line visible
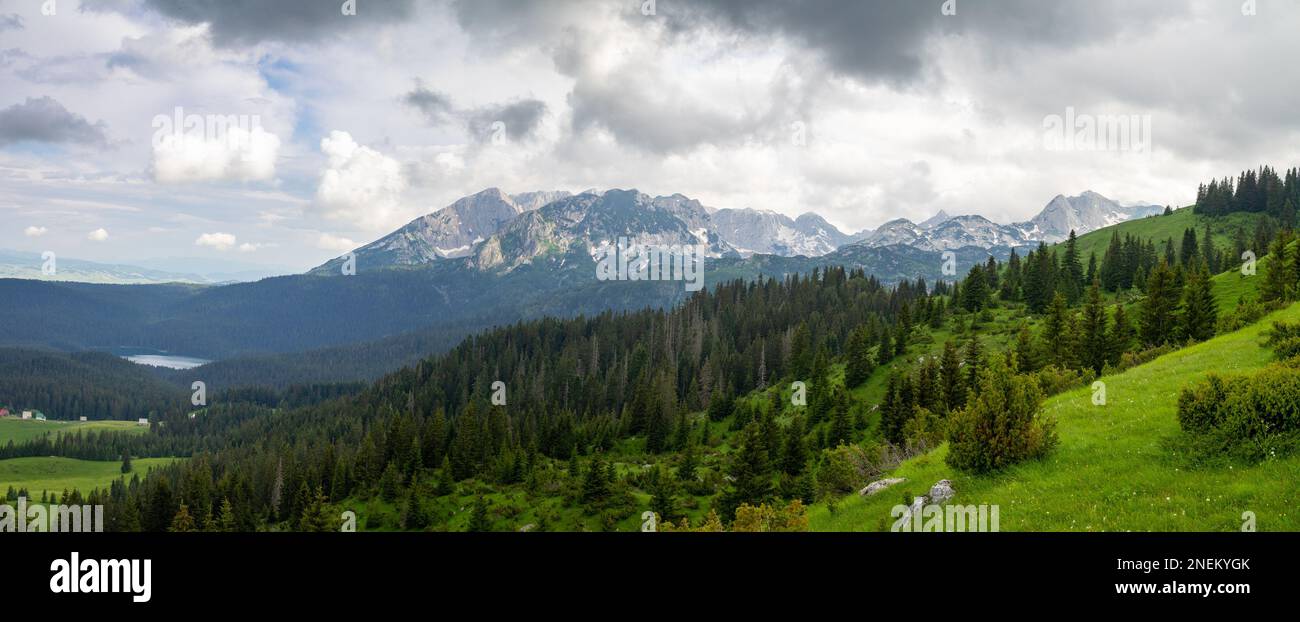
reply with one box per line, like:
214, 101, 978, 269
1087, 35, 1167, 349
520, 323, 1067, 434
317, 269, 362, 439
1194, 165, 1300, 227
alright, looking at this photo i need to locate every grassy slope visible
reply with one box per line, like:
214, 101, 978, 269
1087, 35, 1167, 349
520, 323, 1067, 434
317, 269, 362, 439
0, 456, 178, 496
809, 299, 1300, 532
1065, 207, 1262, 264
0, 418, 147, 446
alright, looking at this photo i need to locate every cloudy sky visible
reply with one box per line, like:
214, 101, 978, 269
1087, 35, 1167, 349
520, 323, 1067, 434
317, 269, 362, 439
1, 0, 1298, 272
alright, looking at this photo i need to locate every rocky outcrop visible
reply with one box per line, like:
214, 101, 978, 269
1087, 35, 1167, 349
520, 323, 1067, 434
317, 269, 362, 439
859, 477, 907, 496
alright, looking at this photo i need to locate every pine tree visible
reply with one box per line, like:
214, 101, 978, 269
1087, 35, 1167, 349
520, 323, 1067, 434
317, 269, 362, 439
646, 464, 680, 521
581, 454, 611, 505
720, 423, 774, 521
1042, 291, 1073, 368
962, 263, 989, 312
1079, 280, 1108, 374
877, 328, 894, 366
120, 452, 132, 474
781, 416, 807, 475
939, 340, 964, 412
1013, 325, 1040, 372
1261, 234, 1291, 302
169, 504, 196, 532
217, 498, 237, 532
467, 495, 492, 532
827, 386, 852, 447
300, 486, 335, 532
844, 325, 874, 387
1139, 260, 1180, 346
1180, 262, 1217, 342
963, 336, 984, 392
1062, 230, 1084, 305
1108, 304, 1135, 365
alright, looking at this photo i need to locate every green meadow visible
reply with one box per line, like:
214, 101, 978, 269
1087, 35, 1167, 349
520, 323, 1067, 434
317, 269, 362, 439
0, 418, 146, 446
0, 456, 179, 498
809, 301, 1300, 532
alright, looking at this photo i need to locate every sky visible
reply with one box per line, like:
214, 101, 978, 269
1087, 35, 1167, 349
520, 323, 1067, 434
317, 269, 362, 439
1, 0, 1298, 273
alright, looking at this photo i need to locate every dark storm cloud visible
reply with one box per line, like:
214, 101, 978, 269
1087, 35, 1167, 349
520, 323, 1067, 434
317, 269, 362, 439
94, 0, 417, 46
448, 0, 1181, 86
404, 81, 547, 142
665, 0, 1184, 85
465, 99, 548, 142
403, 83, 456, 125
0, 13, 23, 32
0, 96, 110, 147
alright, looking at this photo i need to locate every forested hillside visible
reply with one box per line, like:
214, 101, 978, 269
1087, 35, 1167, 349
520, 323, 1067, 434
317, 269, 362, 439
6, 166, 1299, 533
0, 349, 187, 421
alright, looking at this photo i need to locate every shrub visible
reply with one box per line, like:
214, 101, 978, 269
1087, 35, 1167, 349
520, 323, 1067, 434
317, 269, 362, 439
1216, 298, 1277, 334
1175, 373, 1231, 433
1033, 365, 1089, 397
1115, 344, 1175, 373
1272, 337, 1300, 361
946, 355, 1058, 473
902, 406, 945, 449
1264, 320, 1300, 346
1176, 364, 1300, 462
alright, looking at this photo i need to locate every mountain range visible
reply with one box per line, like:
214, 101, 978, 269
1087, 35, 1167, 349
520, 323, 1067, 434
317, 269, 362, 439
317, 188, 1162, 274
0, 186, 1167, 388
857, 191, 1162, 252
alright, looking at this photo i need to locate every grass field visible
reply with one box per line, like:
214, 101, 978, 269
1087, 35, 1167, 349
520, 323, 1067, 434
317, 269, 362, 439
0, 418, 146, 446
0, 456, 179, 497
808, 301, 1300, 532
1063, 207, 1263, 264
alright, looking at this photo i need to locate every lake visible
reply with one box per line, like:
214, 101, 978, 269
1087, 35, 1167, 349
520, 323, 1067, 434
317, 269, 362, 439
123, 354, 211, 370
116, 350, 212, 370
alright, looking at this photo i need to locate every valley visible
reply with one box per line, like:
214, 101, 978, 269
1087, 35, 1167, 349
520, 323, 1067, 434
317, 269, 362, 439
2, 166, 1299, 534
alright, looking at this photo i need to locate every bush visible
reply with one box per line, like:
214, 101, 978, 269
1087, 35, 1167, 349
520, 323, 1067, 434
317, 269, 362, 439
1114, 344, 1175, 373
1272, 337, 1300, 361
1176, 364, 1300, 462
1033, 365, 1088, 397
1265, 321, 1300, 361
947, 355, 1058, 473
1217, 298, 1277, 334
1175, 373, 1231, 433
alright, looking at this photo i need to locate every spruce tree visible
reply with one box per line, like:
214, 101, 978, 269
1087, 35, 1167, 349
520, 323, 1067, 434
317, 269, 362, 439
1180, 262, 1217, 342
939, 340, 964, 412
1108, 304, 1135, 365
827, 386, 853, 447
844, 325, 873, 387
781, 415, 807, 475
1139, 260, 1180, 346
1079, 280, 1108, 374
1063, 230, 1085, 305
962, 263, 989, 312
720, 423, 774, 521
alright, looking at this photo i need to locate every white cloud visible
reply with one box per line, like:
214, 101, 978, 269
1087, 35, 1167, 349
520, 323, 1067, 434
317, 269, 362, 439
195, 232, 237, 251
316, 233, 357, 252
24, 226, 48, 237
312, 131, 410, 232
152, 125, 281, 184
87, 228, 109, 241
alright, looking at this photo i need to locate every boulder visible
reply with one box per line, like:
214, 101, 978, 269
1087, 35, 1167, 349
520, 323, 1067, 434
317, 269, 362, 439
928, 479, 955, 505
859, 477, 907, 496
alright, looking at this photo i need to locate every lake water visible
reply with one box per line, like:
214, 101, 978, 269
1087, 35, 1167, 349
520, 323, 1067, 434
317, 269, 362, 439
121, 354, 212, 370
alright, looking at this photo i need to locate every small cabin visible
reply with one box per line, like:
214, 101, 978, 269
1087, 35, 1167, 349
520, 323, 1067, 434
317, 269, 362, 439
79, 416, 88, 422
33, 411, 46, 421
137, 418, 149, 426
0, 408, 9, 418
21, 410, 33, 420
